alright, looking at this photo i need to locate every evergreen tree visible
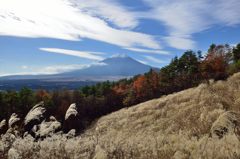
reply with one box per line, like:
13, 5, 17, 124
233, 43, 240, 63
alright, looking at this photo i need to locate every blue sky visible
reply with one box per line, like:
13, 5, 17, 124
0, 0, 240, 76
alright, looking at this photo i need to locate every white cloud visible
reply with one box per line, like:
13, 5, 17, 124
21, 65, 28, 69
164, 36, 196, 50
40, 64, 87, 74
1, 0, 239, 53
70, 0, 138, 29
0, 62, 108, 76
212, 0, 240, 26
142, 0, 240, 50
136, 59, 148, 65
40, 62, 106, 74
40, 48, 104, 61
0, 0, 160, 50
126, 47, 170, 55
0, 65, 86, 76
110, 53, 128, 58
144, 55, 166, 64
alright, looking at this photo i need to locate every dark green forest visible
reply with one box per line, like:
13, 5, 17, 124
1, 43, 240, 130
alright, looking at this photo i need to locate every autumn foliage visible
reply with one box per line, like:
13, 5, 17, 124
0, 43, 240, 131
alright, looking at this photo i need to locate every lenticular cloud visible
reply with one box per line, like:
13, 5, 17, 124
0, 0, 160, 49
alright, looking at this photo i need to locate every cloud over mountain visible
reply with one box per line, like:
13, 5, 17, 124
0, 0, 161, 50
40, 48, 105, 61
1, 0, 239, 51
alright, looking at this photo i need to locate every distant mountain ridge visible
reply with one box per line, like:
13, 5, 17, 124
60, 54, 153, 78
0, 55, 156, 82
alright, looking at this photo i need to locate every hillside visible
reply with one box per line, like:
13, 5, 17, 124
1, 73, 240, 159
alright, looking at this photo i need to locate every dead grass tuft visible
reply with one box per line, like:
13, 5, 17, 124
2, 72, 240, 158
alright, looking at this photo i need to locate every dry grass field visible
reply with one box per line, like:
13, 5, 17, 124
2, 73, 240, 159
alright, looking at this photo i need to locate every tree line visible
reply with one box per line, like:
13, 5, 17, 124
0, 43, 240, 130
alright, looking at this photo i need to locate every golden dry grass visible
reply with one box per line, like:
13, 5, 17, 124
2, 72, 240, 159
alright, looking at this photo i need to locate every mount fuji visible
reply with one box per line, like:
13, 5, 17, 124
0, 55, 156, 82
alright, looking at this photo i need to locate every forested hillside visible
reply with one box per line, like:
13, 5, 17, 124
0, 43, 240, 159
1, 62, 240, 159
0, 43, 240, 131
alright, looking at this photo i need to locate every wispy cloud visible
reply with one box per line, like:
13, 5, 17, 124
40, 64, 87, 74
0, 0, 160, 50
136, 59, 148, 65
144, 55, 166, 64
21, 65, 28, 69
40, 62, 106, 74
164, 36, 196, 50
40, 48, 104, 61
71, 0, 138, 29
142, 0, 240, 50
0, 62, 108, 76
1, 0, 239, 53
126, 47, 170, 55
0, 64, 86, 76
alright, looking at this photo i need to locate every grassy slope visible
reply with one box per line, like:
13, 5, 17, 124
2, 73, 240, 159
83, 72, 240, 158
